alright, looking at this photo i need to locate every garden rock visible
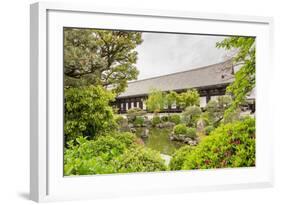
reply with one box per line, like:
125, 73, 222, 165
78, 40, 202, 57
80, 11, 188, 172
141, 128, 149, 138
130, 128, 137, 133
196, 119, 206, 133
128, 123, 134, 129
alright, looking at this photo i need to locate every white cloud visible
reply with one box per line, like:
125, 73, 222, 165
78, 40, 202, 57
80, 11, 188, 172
135, 32, 230, 80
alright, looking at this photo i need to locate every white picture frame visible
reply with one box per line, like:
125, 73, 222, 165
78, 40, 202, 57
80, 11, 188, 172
30, 2, 274, 202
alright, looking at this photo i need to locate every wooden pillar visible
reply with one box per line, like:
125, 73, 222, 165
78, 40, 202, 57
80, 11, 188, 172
140, 100, 143, 109
206, 91, 211, 103
128, 99, 131, 110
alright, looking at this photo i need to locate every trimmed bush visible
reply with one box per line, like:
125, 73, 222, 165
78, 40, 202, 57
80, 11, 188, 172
205, 95, 232, 126
204, 125, 214, 135
151, 116, 161, 127
134, 116, 145, 127
169, 114, 181, 125
173, 123, 188, 135
182, 117, 255, 169
126, 107, 146, 123
117, 146, 167, 173
182, 106, 202, 126
161, 115, 169, 122
185, 127, 197, 139
169, 145, 194, 170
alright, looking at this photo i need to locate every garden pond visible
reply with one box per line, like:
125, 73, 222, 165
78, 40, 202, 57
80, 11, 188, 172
135, 127, 184, 155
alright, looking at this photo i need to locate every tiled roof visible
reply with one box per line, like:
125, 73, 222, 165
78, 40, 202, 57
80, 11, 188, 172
117, 60, 234, 98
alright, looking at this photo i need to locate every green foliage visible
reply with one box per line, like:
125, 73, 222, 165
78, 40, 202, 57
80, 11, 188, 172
169, 146, 194, 170
126, 107, 146, 123
134, 116, 145, 127
223, 108, 241, 124
64, 132, 136, 175
182, 106, 202, 127
185, 127, 197, 139
151, 116, 161, 127
166, 91, 178, 108
173, 124, 188, 135
64, 136, 123, 175
110, 132, 136, 147
177, 89, 200, 109
204, 125, 215, 135
117, 146, 167, 173
169, 114, 181, 125
64, 85, 116, 142
146, 89, 166, 113
161, 115, 169, 122
115, 115, 128, 130
205, 96, 232, 126
216, 37, 255, 116
182, 117, 255, 169
64, 28, 142, 94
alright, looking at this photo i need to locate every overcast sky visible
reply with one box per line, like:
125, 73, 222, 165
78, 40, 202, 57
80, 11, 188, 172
135, 32, 231, 80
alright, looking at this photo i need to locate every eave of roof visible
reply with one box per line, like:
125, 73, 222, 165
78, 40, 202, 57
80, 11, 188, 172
117, 60, 234, 98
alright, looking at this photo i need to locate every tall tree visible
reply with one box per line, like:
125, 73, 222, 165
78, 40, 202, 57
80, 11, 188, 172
177, 89, 200, 109
216, 37, 255, 115
64, 28, 142, 94
146, 89, 166, 114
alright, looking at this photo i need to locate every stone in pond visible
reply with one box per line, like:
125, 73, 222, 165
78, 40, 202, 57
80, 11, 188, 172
141, 128, 149, 138
130, 128, 137, 133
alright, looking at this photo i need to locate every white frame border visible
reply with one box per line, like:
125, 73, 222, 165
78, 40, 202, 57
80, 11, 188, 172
30, 2, 274, 202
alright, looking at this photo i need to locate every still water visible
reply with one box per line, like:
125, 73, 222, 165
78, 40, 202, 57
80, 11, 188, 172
136, 128, 183, 155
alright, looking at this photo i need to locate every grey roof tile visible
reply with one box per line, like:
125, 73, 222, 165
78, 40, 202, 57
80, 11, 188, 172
118, 60, 234, 98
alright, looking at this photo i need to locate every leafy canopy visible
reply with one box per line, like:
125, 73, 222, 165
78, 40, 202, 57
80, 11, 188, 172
216, 37, 255, 116
177, 89, 200, 109
146, 89, 166, 114
64, 85, 116, 142
64, 28, 143, 94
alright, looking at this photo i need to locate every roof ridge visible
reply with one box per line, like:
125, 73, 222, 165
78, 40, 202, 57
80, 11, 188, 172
128, 59, 232, 84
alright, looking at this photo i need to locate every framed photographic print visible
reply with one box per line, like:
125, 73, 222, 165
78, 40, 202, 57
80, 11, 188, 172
30, 2, 274, 202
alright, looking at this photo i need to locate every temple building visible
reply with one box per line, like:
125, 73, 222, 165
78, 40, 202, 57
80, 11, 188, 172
115, 60, 235, 113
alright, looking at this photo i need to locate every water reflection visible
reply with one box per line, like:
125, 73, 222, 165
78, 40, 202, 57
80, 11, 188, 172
135, 127, 183, 155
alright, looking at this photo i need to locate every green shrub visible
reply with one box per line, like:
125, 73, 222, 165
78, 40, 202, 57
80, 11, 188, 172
117, 146, 167, 173
151, 116, 161, 127
182, 106, 202, 126
115, 115, 128, 129
177, 89, 200, 109
173, 124, 187, 135
169, 145, 194, 170
182, 117, 255, 170
64, 132, 136, 176
126, 107, 146, 123
146, 89, 166, 113
169, 114, 181, 125
205, 95, 232, 126
134, 116, 145, 127
161, 115, 169, 122
185, 127, 197, 139
109, 132, 136, 147
204, 125, 214, 135
64, 85, 116, 142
